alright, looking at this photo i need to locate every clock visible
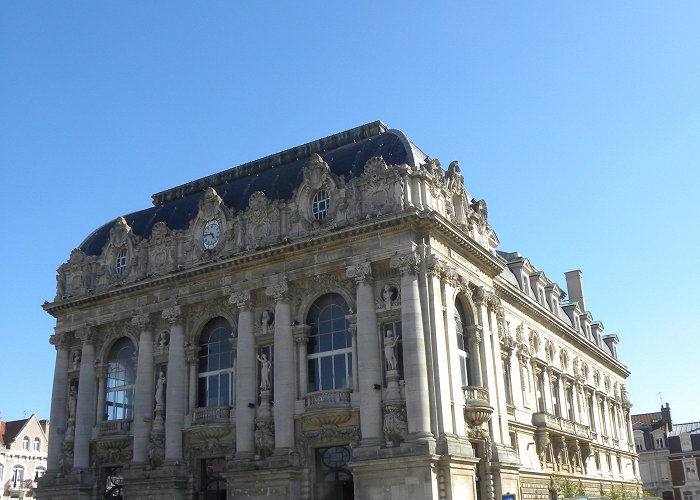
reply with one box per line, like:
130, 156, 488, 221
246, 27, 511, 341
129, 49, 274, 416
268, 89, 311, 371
202, 219, 221, 250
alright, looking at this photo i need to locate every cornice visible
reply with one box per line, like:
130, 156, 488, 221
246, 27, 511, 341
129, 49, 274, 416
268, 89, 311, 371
494, 278, 630, 378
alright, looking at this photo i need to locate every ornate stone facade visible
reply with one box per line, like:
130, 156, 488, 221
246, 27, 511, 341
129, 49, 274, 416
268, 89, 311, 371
38, 122, 639, 499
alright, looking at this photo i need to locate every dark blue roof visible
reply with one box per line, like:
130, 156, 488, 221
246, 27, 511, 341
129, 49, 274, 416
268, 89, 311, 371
80, 122, 425, 256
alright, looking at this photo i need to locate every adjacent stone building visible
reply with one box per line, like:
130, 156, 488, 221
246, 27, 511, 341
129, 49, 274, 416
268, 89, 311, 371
1, 414, 49, 498
38, 122, 639, 499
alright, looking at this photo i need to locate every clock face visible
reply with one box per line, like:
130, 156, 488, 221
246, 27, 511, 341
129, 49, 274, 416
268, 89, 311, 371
202, 219, 221, 250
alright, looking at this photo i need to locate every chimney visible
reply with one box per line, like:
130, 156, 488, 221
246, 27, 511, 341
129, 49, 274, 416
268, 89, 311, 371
564, 270, 586, 311
661, 403, 672, 431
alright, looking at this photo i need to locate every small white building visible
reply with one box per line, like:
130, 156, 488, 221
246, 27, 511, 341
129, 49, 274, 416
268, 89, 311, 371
0, 414, 48, 499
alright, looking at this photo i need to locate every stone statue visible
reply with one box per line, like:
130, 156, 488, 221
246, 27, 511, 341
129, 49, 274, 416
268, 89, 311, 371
381, 285, 394, 310
67, 385, 77, 420
155, 370, 166, 409
384, 330, 401, 371
261, 310, 273, 336
71, 350, 81, 370
157, 331, 169, 349
257, 353, 272, 390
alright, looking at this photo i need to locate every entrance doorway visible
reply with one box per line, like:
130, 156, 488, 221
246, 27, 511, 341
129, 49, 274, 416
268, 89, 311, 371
314, 446, 354, 500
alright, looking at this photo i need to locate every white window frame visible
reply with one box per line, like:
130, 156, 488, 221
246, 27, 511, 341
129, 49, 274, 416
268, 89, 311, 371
33, 437, 41, 451
197, 318, 235, 408
21, 436, 30, 451
11, 465, 24, 489
312, 190, 330, 221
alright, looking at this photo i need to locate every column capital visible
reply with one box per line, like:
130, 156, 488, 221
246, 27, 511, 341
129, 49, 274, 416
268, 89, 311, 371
49, 332, 69, 350
390, 251, 420, 276
346, 262, 373, 284
184, 345, 198, 363
162, 305, 182, 325
265, 276, 289, 302
472, 286, 492, 307
131, 312, 151, 330
95, 363, 108, 379
425, 254, 448, 280
229, 289, 254, 310
75, 325, 95, 344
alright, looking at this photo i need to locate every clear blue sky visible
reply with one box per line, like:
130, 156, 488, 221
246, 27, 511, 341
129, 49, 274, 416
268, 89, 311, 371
1, 2, 698, 424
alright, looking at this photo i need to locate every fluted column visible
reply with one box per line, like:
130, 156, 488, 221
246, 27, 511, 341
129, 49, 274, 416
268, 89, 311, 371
391, 252, 432, 440
347, 262, 383, 445
424, 256, 453, 437
47, 333, 70, 473
73, 326, 96, 470
131, 313, 154, 464
230, 290, 256, 455
444, 276, 465, 435
163, 305, 185, 462
186, 347, 197, 415
266, 276, 295, 451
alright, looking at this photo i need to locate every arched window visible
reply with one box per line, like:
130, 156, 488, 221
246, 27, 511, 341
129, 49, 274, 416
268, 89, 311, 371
21, 436, 30, 450
11, 465, 24, 489
307, 293, 352, 392
105, 337, 136, 421
33, 466, 45, 486
198, 317, 234, 408
32, 437, 41, 451
455, 299, 474, 387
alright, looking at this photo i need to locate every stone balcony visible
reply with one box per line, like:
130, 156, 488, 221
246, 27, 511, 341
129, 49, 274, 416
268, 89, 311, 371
99, 418, 132, 435
302, 388, 354, 426
532, 412, 591, 440
463, 386, 493, 426
304, 388, 353, 409
191, 406, 232, 425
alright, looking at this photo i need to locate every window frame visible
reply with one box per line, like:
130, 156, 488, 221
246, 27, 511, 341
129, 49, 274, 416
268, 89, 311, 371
311, 190, 330, 221
197, 317, 235, 408
105, 337, 136, 421
306, 293, 353, 393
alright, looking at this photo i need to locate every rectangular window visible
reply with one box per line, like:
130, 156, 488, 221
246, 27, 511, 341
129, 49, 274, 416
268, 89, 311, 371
502, 354, 513, 405
536, 371, 546, 412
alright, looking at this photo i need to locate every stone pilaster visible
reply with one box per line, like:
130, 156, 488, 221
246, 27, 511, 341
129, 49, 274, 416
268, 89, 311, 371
131, 313, 153, 464
266, 277, 295, 451
73, 326, 96, 470
347, 262, 382, 446
230, 289, 256, 455
390, 251, 432, 441
162, 305, 185, 462
293, 326, 310, 398
425, 255, 454, 438
443, 274, 466, 436
47, 332, 70, 473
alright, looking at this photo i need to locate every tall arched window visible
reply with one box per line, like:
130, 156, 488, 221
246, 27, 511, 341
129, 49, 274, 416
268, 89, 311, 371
307, 293, 352, 392
33, 437, 41, 452
455, 299, 474, 387
198, 317, 234, 408
105, 338, 136, 421
11, 465, 24, 489
21, 436, 30, 450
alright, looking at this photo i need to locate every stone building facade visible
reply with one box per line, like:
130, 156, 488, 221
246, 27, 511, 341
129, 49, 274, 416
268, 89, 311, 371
38, 122, 639, 499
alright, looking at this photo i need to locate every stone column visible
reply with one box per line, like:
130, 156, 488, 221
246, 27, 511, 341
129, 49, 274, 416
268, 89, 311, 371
391, 252, 432, 440
163, 305, 185, 462
266, 276, 295, 451
230, 290, 256, 455
47, 332, 70, 473
591, 391, 602, 438
487, 298, 509, 444
424, 256, 454, 437
541, 366, 554, 414
294, 325, 311, 398
73, 326, 96, 470
95, 364, 107, 424
557, 374, 567, 418
131, 313, 154, 464
186, 347, 197, 415
444, 275, 466, 435
347, 262, 383, 446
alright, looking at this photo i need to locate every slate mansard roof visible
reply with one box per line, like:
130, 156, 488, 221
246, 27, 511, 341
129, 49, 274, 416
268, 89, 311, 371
79, 121, 428, 257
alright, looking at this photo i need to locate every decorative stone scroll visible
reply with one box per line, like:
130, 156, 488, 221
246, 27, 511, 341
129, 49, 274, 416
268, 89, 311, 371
390, 251, 420, 276
346, 262, 372, 284
161, 305, 182, 325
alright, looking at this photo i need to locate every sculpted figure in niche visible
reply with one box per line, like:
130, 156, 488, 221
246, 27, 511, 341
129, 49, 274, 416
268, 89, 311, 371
155, 370, 166, 409
71, 350, 81, 370
257, 353, 272, 390
381, 284, 397, 310
261, 310, 274, 336
157, 331, 169, 349
384, 330, 401, 371
67, 385, 77, 420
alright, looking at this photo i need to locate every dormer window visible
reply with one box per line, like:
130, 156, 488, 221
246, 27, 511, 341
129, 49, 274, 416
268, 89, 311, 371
312, 190, 330, 221
115, 247, 128, 275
